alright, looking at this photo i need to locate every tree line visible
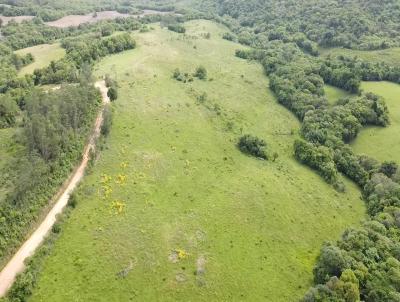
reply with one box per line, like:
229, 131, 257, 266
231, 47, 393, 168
235, 30, 400, 302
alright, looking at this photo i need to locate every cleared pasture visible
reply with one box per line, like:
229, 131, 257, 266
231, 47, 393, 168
28, 20, 365, 301
14, 43, 65, 75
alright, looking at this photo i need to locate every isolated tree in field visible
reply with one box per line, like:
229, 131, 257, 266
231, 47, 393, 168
194, 66, 207, 80
107, 86, 118, 101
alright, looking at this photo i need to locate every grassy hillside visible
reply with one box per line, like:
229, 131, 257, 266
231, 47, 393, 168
28, 20, 365, 301
320, 47, 400, 66
352, 81, 400, 162
14, 43, 65, 75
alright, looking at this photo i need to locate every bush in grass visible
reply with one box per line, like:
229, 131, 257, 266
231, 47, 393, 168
223, 32, 236, 42
194, 66, 207, 80
67, 193, 78, 208
101, 106, 113, 136
173, 68, 181, 80
107, 86, 118, 101
238, 135, 268, 159
104, 74, 116, 88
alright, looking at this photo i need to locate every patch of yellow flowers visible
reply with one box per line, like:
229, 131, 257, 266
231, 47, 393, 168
111, 200, 126, 214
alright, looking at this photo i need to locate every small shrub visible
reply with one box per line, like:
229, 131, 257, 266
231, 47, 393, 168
194, 66, 207, 80
107, 87, 118, 101
197, 92, 207, 103
101, 106, 113, 136
238, 135, 268, 160
235, 49, 251, 59
223, 32, 236, 41
173, 68, 181, 79
173, 69, 193, 83
52, 223, 61, 234
104, 74, 116, 88
68, 193, 78, 208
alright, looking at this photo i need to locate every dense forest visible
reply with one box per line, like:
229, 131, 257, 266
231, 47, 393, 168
2, 0, 400, 301
0, 8, 139, 268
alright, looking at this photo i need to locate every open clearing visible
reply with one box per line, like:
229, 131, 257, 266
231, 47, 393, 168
14, 43, 65, 75
29, 20, 365, 301
324, 84, 352, 105
352, 81, 400, 162
320, 47, 400, 67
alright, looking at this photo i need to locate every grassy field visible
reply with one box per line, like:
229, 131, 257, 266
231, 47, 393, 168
28, 20, 365, 301
14, 43, 65, 76
324, 84, 352, 105
351, 81, 400, 162
320, 47, 400, 66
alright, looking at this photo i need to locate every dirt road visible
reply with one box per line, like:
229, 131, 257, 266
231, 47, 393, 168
0, 80, 110, 297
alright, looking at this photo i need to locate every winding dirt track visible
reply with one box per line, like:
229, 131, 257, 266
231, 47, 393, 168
0, 80, 110, 297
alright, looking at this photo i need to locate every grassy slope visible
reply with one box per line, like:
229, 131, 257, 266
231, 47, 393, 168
320, 47, 400, 66
352, 81, 400, 162
14, 43, 65, 75
30, 21, 365, 302
324, 84, 352, 105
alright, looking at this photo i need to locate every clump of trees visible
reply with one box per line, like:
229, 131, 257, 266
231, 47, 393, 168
238, 135, 268, 160
172, 66, 208, 82
172, 68, 193, 83
0, 94, 19, 128
167, 24, 186, 33
62, 33, 136, 67
11, 53, 34, 70
33, 34, 136, 86
223, 32, 236, 42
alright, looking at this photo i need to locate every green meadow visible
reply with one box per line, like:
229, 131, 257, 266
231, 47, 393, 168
320, 47, 400, 66
28, 21, 365, 301
14, 43, 65, 76
352, 81, 400, 162
324, 84, 352, 105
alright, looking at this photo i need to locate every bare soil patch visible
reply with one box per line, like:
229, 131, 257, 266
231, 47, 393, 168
45, 10, 174, 28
